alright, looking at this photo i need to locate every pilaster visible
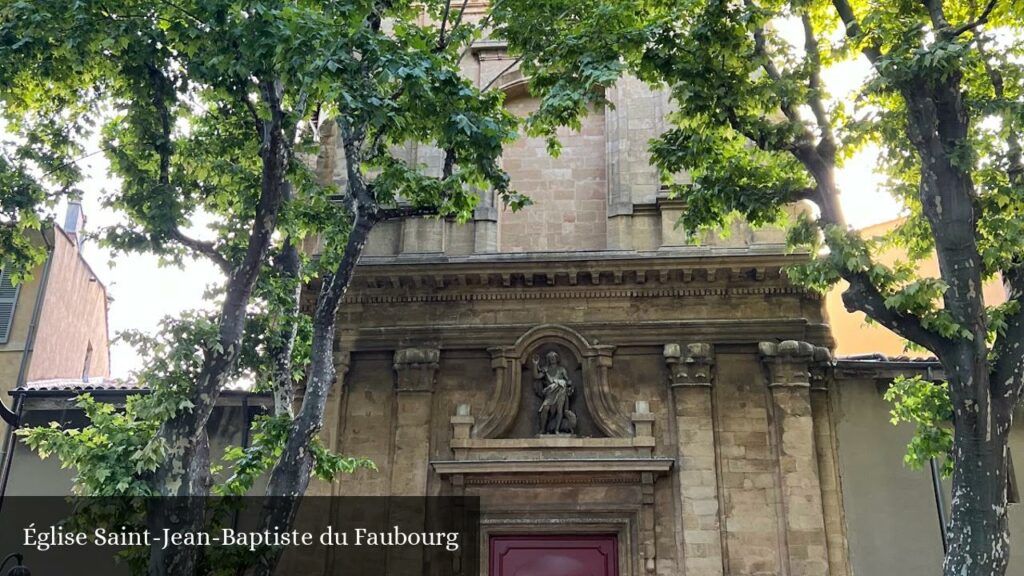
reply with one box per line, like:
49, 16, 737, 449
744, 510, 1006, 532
390, 348, 440, 495
810, 356, 851, 576
664, 343, 724, 576
472, 191, 498, 253
759, 341, 831, 576
325, 349, 350, 439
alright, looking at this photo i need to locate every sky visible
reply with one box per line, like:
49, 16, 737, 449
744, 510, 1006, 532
69, 161, 223, 380
56, 43, 900, 380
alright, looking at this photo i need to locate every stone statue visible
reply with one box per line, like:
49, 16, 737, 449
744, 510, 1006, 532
531, 350, 577, 435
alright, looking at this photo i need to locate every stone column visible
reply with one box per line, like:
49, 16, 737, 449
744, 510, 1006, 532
390, 348, 440, 495
759, 341, 830, 576
664, 343, 724, 576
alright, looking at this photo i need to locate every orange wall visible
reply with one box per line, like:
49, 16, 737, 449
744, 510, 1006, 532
26, 227, 110, 381
826, 219, 1006, 357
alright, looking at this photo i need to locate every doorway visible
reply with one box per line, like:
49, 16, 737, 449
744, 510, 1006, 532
489, 535, 618, 576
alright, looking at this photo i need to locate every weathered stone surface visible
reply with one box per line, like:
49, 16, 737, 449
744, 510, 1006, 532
302, 35, 853, 575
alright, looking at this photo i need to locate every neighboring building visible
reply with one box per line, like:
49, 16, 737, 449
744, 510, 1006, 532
2, 379, 266, 499
0, 202, 111, 446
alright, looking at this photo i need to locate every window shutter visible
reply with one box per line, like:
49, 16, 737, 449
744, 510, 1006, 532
0, 267, 20, 344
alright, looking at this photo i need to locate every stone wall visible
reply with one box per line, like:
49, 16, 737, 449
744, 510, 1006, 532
299, 251, 858, 575
832, 372, 1024, 576
498, 97, 608, 252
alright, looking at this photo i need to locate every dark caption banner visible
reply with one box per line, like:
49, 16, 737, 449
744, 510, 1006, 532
0, 496, 480, 575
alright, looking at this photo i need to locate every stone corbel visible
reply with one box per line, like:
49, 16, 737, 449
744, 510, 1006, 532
664, 343, 715, 387
585, 345, 632, 438
394, 348, 440, 393
473, 347, 521, 439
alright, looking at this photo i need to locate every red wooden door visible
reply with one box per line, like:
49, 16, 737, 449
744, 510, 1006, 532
489, 535, 618, 576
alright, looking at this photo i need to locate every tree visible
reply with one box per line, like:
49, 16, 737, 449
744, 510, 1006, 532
3, 1, 519, 574
492, 0, 1024, 574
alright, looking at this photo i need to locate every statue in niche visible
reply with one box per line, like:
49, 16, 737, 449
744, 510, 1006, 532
531, 350, 577, 435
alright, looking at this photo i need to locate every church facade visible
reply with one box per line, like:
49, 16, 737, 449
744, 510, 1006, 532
294, 7, 1024, 574
4, 6, 1024, 575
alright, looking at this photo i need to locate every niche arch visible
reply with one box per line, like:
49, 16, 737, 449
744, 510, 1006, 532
475, 325, 631, 439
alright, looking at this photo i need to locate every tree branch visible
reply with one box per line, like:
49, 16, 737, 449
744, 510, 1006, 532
456, 0, 505, 62
482, 56, 522, 91
447, 0, 472, 45
745, 4, 799, 123
951, 0, 999, 36
801, 13, 837, 162
975, 32, 1023, 185
442, 147, 456, 179
831, 0, 882, 63
168, 228, 231, 272
437, 0, 453, 50
338, 119, 375, 209
841, 271, 956, 356
922, 0, 951, 32
993, 267, 1024, 404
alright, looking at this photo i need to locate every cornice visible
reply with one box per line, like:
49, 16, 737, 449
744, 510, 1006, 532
342, 285, 814, 305
354, 246, 806, 271
333, 248, 816, 304
434, 461, 671, 488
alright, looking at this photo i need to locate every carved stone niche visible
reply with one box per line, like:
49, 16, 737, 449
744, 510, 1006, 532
474, 324, 632, 439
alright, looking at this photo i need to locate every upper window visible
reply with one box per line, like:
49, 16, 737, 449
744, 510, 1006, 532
0, 267, 21, 344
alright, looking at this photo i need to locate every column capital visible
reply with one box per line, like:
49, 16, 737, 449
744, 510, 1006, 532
759, 341, 830, 388
394, 347, 440, 393
664, 342, 715, 388
333, 350, 352, 379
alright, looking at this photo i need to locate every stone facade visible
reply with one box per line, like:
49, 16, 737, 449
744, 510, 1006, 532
295, 245, 856, 575
286, 19, 872, 573
291, 15, 1024, 572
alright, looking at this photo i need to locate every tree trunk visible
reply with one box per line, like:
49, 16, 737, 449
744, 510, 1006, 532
149, 78, 289, 576
270, 239, 302, 417
147, 431, 212, 576
253, 212, 376, 576
944, 379, 1012, 576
